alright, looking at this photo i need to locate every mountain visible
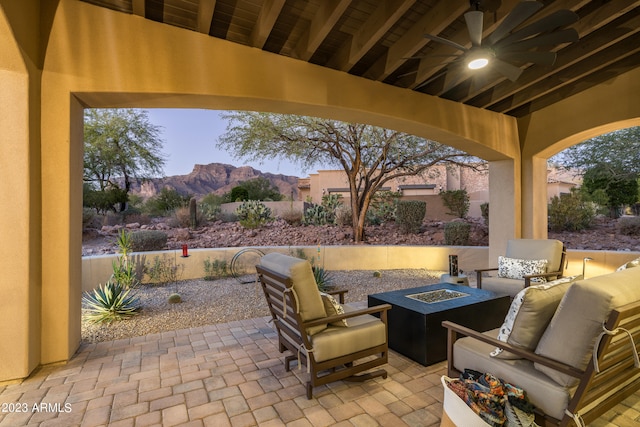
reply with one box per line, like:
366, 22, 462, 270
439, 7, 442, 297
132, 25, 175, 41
129, 163, 300, 199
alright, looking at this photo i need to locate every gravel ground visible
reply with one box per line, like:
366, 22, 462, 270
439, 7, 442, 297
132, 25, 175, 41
81, 269, 442, 344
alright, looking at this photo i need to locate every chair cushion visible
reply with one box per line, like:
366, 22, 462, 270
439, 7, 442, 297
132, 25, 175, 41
320, 292, 348, 327
534, 267, 640, 387
498, 256, 548, 283
616, 256, 640, 271
506, 239, 564, 273
453, 329, 572, 421
259, 253, 327, 335
311, 304, 386, 363
491, 276, 579, 359
478, 276, 527, 298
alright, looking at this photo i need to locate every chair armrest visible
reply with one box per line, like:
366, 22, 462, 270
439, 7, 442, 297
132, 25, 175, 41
304, 304, 392, 328
523, 270, 563, 287
326, 289, 348, 304
441, 320, 584, 378
476, 268, 498, 289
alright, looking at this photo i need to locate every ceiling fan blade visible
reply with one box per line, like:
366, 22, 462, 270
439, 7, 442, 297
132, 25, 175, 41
484, 0, 544, 46
442, 67, 470, 93
423, 34, 468, 52
499, 28, 579, 52
491, 58, 523, 81
493, 10, 579, 48
500, 50, 557, 66
464, 10, 484, 47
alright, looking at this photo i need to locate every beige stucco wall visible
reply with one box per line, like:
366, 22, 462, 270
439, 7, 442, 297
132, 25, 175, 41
1, 0, 638, 382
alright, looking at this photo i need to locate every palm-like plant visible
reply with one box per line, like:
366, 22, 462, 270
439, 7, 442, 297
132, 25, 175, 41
82, 280, 141, 323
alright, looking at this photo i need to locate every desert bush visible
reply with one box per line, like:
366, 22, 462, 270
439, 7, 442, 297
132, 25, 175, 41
480, 202, 489, 226
173, 205, 205, 228
144, 188, 190, 216
616, 216, 640, 236
440, 189, 470, 218
444, 221, 471, 245
367, 191, 400, 225
548, 189, 596, 232
145, 255, 183, 284
121, 213, 151, 226
203, 258, 229, 280
130, 230, 168, 252
335, 205, 352, 226
199, 201, 221, 222
83, 208, 98, 229
280, 209, 303, 226
395, 200, 426, 234
236, 200, 272, 229
218, 211, 238, 223
82, 280, 141, 324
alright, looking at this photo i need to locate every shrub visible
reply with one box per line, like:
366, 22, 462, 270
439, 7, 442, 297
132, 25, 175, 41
440, 189, 470, 218
111, 230, 139, 289
203, 258, 229, 280
82, 280, 141, 324
444, 221, 471, 245
168, 293, 182, 304
144, 188, 190, 216
173, 205, 205, 228
145, 255, 183, 284
395, 200, 426, 234
130, 230, 168, 252
548, 189, 596, 232
616, 216, 640, 236
367, 191, 400, 225
480, 202, 489, 226
335, 205, 352, 226
199, 201, 221, 222
280, 209, 303, 226
82, 207, 97, 229
236, 200, 272, 229
229, 186, 249, 202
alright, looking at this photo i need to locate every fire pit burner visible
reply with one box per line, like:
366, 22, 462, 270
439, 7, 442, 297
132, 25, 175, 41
406, 289, 469, 304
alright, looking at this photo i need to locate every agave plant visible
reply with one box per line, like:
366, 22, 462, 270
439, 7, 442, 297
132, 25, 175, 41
82, 280, 141, 324
312, 266, 334, 292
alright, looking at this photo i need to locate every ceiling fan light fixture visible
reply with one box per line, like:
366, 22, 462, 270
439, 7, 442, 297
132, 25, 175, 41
468, 57, 489, 69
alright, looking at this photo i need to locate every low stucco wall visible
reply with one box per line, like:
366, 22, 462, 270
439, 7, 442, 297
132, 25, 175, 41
81, 246, 640, 293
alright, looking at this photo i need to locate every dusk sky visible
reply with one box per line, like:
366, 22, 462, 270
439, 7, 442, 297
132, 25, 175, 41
145, 109, 319, 178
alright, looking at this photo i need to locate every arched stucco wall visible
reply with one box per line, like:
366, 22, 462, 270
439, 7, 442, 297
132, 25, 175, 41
518, 67, 640, 238
1, 0, 637, 382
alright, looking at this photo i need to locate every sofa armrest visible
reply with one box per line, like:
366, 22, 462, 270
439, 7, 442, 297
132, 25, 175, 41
304, 304, 391, 328
442, 320, 584, 379
476, 268, 498, 289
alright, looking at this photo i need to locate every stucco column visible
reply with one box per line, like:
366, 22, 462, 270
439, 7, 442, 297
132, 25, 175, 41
0, 8, 42, 381
488, 159, 521, 263
521, 155, 549, 239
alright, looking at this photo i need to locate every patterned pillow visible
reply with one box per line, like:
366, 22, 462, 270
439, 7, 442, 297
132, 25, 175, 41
491, 275, 580, 359
498, 256, 548, 283
320, 293, 348, 327
616, 256, 640, 271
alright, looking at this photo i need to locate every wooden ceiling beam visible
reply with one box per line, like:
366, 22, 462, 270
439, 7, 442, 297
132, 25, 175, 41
132, 0, 145, 17
294, 0, 351, 61
250, 0, 286, 48
197, 0, 216, 34
327, 0, 415, 71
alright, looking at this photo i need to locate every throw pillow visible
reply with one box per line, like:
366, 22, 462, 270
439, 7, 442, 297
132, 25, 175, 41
320, 292, 348, 327
616, 256, 640, 271
491, 275, 580, 359
498, 256, 548, 283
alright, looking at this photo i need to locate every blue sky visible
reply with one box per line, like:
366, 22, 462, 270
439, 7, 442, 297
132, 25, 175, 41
144, 109, 314, 178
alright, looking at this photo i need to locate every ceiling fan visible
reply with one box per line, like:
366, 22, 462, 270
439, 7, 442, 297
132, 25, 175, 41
417, 0, 579, 92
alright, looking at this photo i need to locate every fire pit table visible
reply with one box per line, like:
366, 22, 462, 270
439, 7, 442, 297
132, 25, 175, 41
368, 283, 509, 366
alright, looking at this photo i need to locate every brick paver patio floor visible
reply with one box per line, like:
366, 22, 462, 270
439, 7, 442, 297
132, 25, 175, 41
1, 315, 638, 426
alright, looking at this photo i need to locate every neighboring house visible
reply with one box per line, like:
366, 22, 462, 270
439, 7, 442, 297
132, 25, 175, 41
298, 165, 581, 220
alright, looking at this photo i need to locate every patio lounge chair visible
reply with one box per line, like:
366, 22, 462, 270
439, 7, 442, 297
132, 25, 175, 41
256, 253, 391, 399
476, 239, 566, 297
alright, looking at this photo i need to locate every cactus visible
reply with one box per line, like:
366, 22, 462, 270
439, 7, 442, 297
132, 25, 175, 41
168, 293, 182, 304
302, 204, 330, 226
235, 200, 272, 229
189, 197, 197, 229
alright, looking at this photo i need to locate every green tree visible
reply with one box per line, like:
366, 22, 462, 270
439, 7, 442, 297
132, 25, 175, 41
217, 112, 474, 242
242, 177, 283, 201
144, 188, 190, 216
84, 109, 166, 211
551, 127, 640, 174
582, 163, 638, 218
440, 189, 470, 218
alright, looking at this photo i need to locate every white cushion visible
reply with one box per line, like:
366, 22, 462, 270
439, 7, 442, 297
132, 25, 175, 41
616, 256, 640, 271
491, 276, 579, 359
320, 292, 348, 327
498, 256, 548, 283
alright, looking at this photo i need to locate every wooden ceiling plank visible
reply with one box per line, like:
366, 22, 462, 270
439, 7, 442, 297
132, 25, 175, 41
497, 33, 640, 114
377, 0, 467, 81
198, 0, 216, 34
328, 0, 415, 71
132, 0, 145, 16
250, 0, 286, 48
294, 0, 351, 61
474, 7, 640, 109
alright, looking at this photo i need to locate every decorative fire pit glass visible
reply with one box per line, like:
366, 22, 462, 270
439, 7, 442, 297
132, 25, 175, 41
406, 289, 470, 304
